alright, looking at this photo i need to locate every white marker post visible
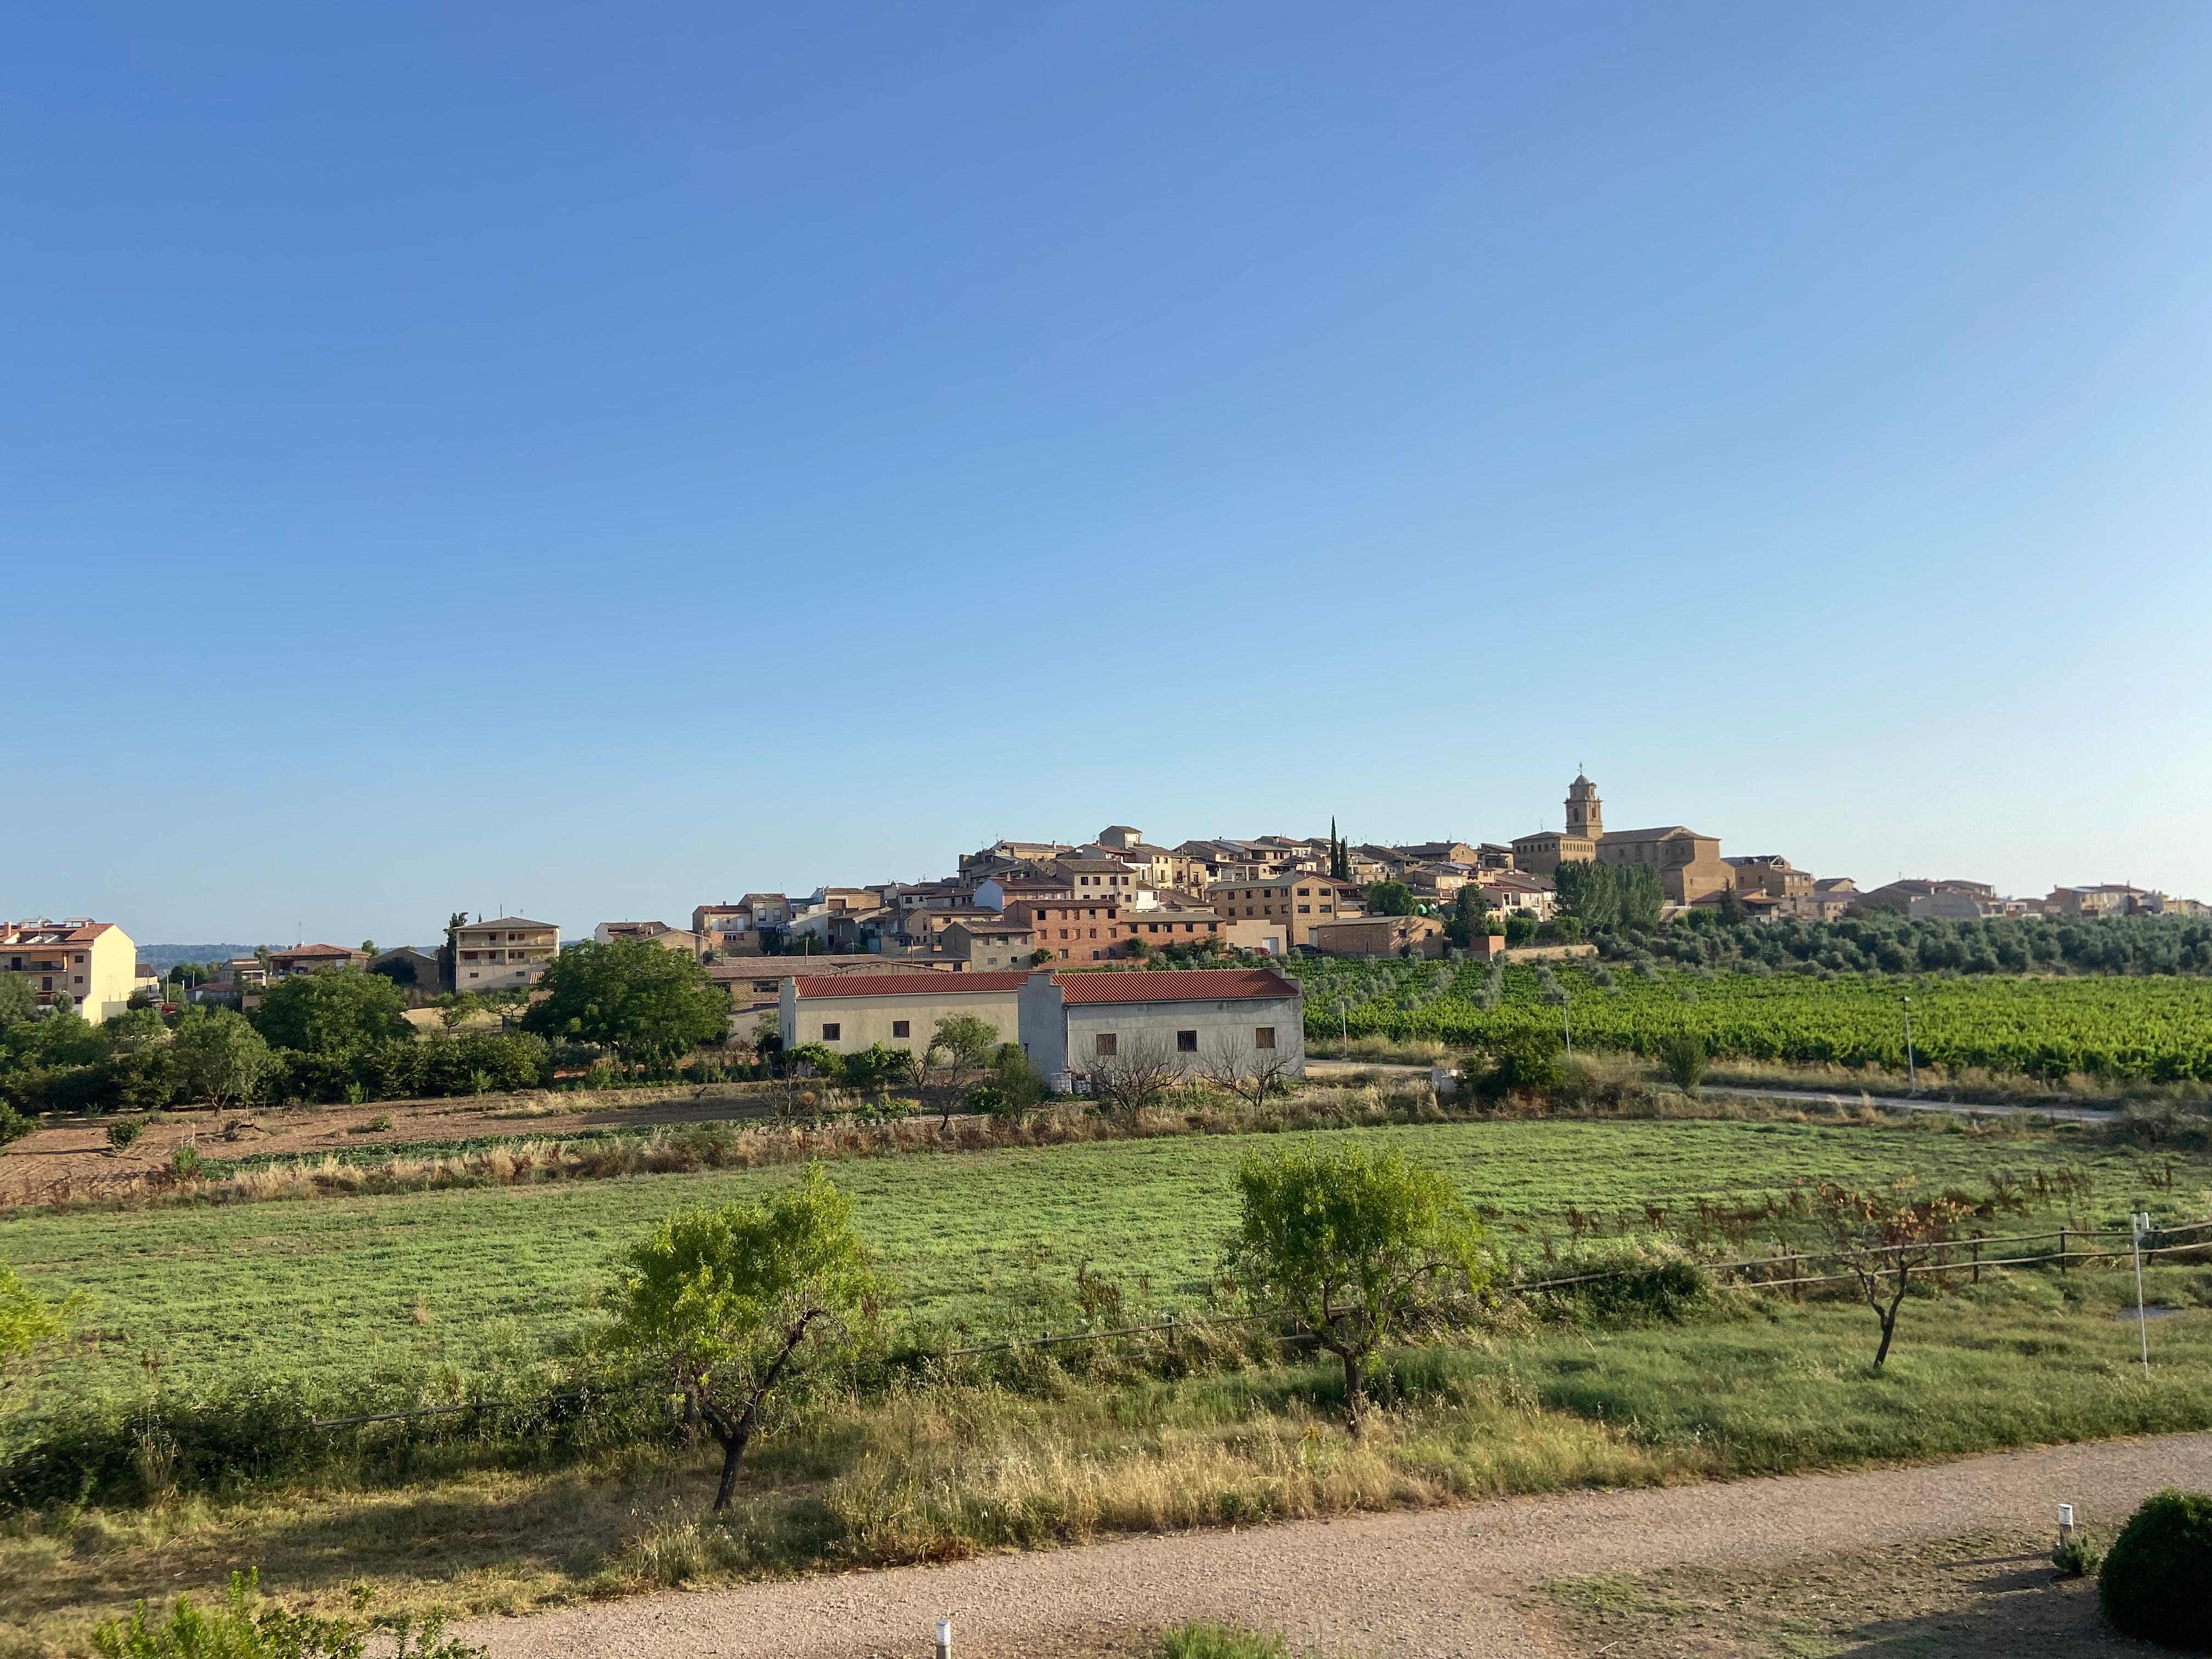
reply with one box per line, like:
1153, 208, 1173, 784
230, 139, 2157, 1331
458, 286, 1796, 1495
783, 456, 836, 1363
936, 1618, 953, 1659
2058, 1503, 2075, 1545
2132, 1212, 2153, 1379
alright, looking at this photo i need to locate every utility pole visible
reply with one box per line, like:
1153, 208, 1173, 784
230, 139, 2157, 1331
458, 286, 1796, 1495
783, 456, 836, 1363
1901, 996, 1917, 1095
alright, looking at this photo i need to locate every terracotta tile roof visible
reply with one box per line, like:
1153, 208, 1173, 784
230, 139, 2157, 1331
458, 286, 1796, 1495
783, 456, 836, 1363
792, 972, 1031, 998
272, 943, 359, 958
1052, 968, 1296, 1005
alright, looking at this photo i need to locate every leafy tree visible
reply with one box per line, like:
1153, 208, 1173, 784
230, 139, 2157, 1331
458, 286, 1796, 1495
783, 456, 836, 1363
522, 939, 730, 1071
1, 1261, 76, 1413
926, 1012, 1002, 1125
1718, 887, 1746, 925
1442, 884, 1489, 945
928, 1014, 998, 1072
1485, 1030, 1562, 1093
1228, 1142, 1487, 1433
603, 1167, 875, 1510
171, 1007, 273, 1107
1552, 860, 1618, 929
1616, 866, 1665, 930
965, 1042, 1048, 1116
0, 1101, 31, 1147
0, 974, 37, 1029
1366, 879, 1417, 917
253, 969, 409, 1056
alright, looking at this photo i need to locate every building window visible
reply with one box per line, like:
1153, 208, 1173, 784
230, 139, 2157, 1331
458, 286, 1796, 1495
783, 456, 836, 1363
892, 1020, 910, 1039
1095, 1032, 1117, 1056
1176, 1030, 1198, 1052
1255, 1026, 1276, 1049
821, 1022, 841, 1041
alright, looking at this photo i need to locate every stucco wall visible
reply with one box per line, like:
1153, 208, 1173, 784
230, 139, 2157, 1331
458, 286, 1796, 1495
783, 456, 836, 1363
1057, 995, 1306, 1079
781, 986, 1022, 1054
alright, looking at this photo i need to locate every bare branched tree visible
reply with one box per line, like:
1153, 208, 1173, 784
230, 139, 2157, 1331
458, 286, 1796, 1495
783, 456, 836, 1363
1809, 1178, 1971, 1370
1201, 1036, 1293, 1107
1082, 1034, 1183, 1118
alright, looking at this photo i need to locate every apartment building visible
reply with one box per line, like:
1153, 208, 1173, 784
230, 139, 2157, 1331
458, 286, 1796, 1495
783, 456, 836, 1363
1203, 873, 1364, 944
1, 917, 137, 1022
1002, 898, 1132, 961
452, 916, 560, 990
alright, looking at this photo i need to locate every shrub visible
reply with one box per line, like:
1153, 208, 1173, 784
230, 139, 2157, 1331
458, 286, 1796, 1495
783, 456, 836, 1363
170, 1144, 204, 1179
2052, 1531, 2104, 1577
1154, 1625, 1290, 1659
0, 1099, 32, 1146
92, 1568, 483, 1659
1657, 1030, 1707, 1094
1545, 1240, 1712, 1323
1486, 1031, 1562, 1094
2100, 1487, 2212, 1649
106, 1116, 146, 1151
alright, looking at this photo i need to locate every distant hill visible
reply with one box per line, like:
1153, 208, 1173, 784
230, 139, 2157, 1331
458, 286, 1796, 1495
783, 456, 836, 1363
136, 944, 259, 972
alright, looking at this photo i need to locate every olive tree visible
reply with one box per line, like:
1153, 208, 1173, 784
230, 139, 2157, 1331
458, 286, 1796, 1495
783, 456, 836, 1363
605, 1166, 874, 1511
171, 1007, 273, 1108
1228, 1142, 1488, 1434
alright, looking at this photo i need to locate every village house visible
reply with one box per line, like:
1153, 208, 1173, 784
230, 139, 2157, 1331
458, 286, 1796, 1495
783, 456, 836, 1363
452, 916, 559, 990
1017, 967, 1306, 1086
939, 918, 1039, 970
265, 943, 369, 978
1204, 872, 1364, 946
2, 918, 137, 1022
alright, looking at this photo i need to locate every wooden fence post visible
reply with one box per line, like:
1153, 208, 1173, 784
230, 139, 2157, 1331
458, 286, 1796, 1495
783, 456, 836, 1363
1971, 1233, 1982, 1285
2058, 1227, 2068, 1272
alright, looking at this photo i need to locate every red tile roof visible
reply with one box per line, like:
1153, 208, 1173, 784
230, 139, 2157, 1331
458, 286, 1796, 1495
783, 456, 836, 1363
1052, 968, 1295, 1005
792, 972, 1031, 998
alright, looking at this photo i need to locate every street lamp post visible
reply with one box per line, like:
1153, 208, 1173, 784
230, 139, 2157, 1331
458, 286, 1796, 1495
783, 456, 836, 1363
2133, 1211, 2153, 1379
1901, 996, 1917, 1095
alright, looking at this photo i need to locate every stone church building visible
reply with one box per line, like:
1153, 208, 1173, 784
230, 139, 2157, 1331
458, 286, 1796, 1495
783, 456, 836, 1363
1511, 773, 1736, 906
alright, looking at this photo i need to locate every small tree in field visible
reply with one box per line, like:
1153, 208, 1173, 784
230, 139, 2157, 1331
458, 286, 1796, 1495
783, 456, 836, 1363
926, 1014, 1000, 1126
605, 1166, 874, 1511
1808, 1178, 1970, 1371
171, 1007, 273, 1108
1228, 1142, 1488, 1434
1657, 1031, 1707, 1094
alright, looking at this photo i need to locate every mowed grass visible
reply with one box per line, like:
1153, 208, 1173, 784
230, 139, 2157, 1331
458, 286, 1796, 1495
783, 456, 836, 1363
2, 1114, 2202, 1420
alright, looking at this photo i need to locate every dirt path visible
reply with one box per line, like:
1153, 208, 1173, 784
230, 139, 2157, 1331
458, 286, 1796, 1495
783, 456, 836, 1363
464, 1432, 2211, 1659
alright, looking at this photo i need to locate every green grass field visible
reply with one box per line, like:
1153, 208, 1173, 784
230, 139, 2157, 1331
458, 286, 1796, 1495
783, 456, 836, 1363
4, 1114, 2203, 1421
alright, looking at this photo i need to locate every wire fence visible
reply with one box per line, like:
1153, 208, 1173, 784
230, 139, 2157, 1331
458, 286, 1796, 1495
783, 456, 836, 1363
306, 1212, 2212, 1430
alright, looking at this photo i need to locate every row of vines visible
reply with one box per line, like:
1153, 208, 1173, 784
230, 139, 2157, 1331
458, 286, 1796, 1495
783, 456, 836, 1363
1283, 957, 2212, 1080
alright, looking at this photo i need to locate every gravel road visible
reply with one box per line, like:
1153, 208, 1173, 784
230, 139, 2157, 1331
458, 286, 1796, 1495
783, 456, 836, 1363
462, 1432, 2210, 1659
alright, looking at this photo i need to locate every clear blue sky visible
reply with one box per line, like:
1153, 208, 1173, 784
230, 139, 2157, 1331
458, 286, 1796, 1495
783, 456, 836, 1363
8, 4, 2211, 946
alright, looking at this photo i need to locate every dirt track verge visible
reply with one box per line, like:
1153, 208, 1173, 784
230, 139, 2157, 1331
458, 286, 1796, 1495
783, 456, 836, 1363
462, 1431, 2211, 1659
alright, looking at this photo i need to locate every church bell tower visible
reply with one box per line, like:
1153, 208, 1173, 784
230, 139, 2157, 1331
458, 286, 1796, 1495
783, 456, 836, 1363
1565, 770, 1602, 842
